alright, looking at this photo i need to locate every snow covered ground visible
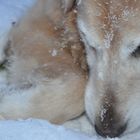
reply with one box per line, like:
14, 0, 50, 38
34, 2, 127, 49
0, 119, 95, 140
0, 0, 36, 63
0, 0, 139, 140
0, 0, 35, 32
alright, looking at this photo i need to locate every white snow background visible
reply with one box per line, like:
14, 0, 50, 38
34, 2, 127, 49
0, 0, 139, 140
0, 119, 95, 140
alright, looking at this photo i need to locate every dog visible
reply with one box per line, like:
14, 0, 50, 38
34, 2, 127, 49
64, 0, 140, 139
1, 0, 140, 139
0, 0, 88, 124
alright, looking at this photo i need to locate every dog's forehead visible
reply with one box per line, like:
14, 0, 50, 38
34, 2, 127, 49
78, 0, 140, 21
78, 0, 140, 48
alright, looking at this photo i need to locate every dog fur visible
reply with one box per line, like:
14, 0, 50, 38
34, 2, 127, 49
71, 0, 140, 138
0, 0, 87, 124
1, 0, 140, 138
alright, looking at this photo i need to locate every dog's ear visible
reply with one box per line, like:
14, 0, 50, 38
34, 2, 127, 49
44, 0, 76, 24
62, 0, 76, 13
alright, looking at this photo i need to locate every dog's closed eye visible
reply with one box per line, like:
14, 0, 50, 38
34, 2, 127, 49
131, 46, 140, 58
90, 46, 97, 53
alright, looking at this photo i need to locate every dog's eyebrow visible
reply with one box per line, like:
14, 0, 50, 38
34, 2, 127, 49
120, 37, 140, 59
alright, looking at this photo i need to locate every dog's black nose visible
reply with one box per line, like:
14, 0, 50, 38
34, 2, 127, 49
95, 123, 126, 138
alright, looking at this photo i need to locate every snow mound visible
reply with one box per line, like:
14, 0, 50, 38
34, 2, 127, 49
0, 0, 35, 33
0, 119, 95, 140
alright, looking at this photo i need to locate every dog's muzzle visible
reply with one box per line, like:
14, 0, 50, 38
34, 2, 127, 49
95, 123, 127, 138
94, 104, 127, 138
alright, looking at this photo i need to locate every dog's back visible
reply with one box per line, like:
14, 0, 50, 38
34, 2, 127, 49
0, 0, 87, 124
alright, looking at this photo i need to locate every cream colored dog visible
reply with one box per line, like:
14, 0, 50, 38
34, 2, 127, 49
0, 0, 87, 124
2, 0, 140, 139
78, 0, 140, 138
64, 0, 140, 139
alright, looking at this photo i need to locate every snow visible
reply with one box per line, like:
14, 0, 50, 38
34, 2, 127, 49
100, 107, 107, 122
0, 0, 35, 41
0, 119, 95, 140
0, 0, 35, 31
50, 49, 58, 57
104, 29, 114, 49
0, 0, 36, 62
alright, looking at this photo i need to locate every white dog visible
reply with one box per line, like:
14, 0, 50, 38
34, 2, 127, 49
64, 0, 140, 139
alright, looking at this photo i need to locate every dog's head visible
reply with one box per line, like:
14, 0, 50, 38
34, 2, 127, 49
64, 0, 140, 138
